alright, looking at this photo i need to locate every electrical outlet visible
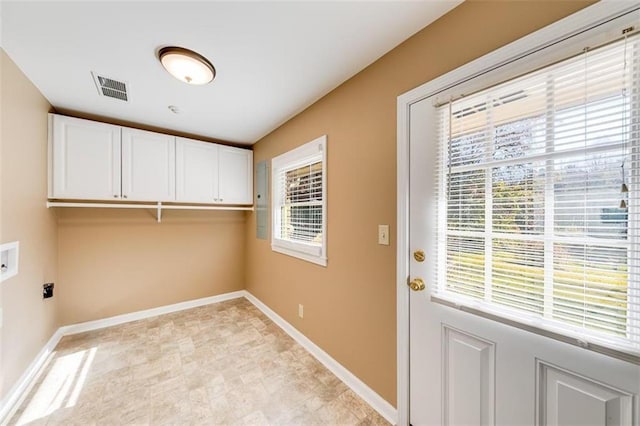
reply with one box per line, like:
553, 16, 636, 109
43, 283, 54, 299
378, 225, 390, 245
298, 304, 304, 318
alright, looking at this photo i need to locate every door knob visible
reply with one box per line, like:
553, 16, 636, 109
408, 277, 426, 292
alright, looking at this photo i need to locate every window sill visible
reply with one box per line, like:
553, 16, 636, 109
271, 245, 327, 267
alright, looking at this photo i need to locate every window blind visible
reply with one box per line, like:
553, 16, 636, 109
434, 32, 640, 353
275, 160, 323, 246
271, 135, 326, 265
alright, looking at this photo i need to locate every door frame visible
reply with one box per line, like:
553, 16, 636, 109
395, 2, 638, 424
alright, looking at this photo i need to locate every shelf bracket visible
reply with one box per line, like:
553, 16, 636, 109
157, 202, 162, 223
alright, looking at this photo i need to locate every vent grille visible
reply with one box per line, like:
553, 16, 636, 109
101, 87, 128, 101
92, 72, 129, 102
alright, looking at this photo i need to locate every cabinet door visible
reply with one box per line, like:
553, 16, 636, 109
175, 138, 219, 203
51, 114, 121, 200
121, 128, 175, 201
218, 146, 253, 204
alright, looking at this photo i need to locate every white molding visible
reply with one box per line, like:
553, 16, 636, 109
271, 245, 327, 267
397, 1, 640, 108
396, 92, 411, 426
0, 291, 245, 424
0, 328, 64, 424
243, 291, 397, 424
395, 2, 640, 425
47, 114, 54, 199
271, 135, 328, 267
1, 290, 396, 425
59, 291, 245, 335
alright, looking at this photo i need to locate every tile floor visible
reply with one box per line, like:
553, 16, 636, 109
9, 298, 390, 425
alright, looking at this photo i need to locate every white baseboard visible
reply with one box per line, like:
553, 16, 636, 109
1, 290, 397, 425
0, 291, 245, 425
59, 291, 245, 335
243, 290, 398, 424
0, 328, 64, 425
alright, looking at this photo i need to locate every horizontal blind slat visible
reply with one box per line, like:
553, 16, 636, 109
434, 32, 640, 351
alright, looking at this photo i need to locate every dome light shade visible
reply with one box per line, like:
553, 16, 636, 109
159, 47, 215, 85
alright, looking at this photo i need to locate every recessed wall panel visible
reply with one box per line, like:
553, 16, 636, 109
538, 361, 633, 426
443, 326, 495, 426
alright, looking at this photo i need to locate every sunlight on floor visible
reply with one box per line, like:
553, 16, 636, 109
16, 347, 96, 425
9, 300, 389, 425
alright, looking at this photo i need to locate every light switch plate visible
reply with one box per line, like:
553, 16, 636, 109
378, 225, 390, 245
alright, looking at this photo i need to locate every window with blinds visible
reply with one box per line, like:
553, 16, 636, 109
435, 32, 640, 352
271, 135, 327, 266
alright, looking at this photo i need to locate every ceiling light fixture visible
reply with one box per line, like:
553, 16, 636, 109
158, 46, 215, 85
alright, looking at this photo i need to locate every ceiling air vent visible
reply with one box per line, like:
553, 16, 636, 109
92, 72, 129, 102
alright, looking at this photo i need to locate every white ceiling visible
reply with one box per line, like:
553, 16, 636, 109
1, 1, 461, 144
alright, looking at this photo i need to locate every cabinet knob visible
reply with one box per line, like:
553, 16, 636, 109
219, 198, 223, 202
114, 195, 119, 198
123, 195, 128, 199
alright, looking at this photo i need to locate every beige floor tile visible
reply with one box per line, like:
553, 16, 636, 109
8, 298, 390, 426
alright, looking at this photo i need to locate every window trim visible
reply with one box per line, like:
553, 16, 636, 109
271, 135, 327, 266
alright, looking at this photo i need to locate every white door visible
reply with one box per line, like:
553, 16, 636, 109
218, 146, 252, 205
121, 128, 175, 202
175, 137, 219, 203
408, 97, 640, 425
50, 114, 121, 200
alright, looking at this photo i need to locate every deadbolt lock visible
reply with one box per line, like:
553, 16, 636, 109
413, 250, 425, 262
408, 277, 426, 292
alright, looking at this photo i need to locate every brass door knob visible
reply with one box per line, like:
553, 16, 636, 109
408, 278, 425, 292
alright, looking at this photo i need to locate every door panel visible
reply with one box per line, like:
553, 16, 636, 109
443, 326, 495, 426
408, 97, 639, 425
538, 362, 633, 426
122, 128, 175, 201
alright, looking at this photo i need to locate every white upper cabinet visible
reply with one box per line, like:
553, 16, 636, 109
122, 128, 175, 201
49, 114, 253, 206
218, 146, 252, 204
176, 138, 253, 205
176, 137, 219, 203
50, 114, 121, 200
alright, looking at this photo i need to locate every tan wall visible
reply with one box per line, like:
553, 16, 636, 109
245, 0, 594, 406
57, 209, 246, 325
0, 0, 595, 409
0, 50, 58, 399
